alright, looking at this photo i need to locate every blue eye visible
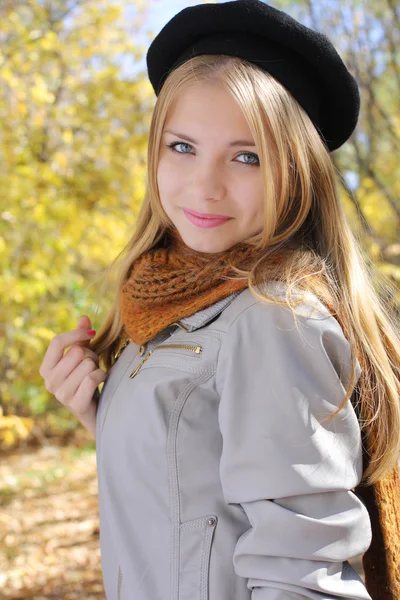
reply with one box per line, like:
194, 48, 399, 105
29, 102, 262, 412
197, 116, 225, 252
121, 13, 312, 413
167, 141, 192, 154
166, 141, 259, 167
236, 153, 259, 166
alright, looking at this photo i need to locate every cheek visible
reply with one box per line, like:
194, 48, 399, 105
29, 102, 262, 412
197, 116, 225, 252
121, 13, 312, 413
157, 163, 172, 198
236, 174, 264, 205
157, 160, 183, 199
235, 180, 265, 224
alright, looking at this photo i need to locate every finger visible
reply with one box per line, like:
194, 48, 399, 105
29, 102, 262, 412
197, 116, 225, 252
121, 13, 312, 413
65, 345, 100, 365
76, 315, 95, 350
45, 345, 99, 394
74, 368, 107, 411
58, 363, 106, 413
41, 329, 96, 375
54, 357, 100, 407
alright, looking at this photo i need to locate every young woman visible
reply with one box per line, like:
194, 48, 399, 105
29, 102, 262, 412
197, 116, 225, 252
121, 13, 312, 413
40, 1, 400, 599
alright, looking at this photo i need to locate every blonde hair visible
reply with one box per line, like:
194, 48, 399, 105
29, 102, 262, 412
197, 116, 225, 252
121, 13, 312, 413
89, 54, 400, 486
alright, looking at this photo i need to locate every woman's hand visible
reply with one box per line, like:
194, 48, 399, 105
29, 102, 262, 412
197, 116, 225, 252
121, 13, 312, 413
39, 315, 106, 437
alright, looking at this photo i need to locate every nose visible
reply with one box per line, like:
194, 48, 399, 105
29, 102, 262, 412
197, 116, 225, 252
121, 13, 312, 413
191, 159, 227, 199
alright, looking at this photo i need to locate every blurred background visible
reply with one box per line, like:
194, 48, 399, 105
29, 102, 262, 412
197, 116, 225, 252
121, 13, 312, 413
0, 0, 399, 597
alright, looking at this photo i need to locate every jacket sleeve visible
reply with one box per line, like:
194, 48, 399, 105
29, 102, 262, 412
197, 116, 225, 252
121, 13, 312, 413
215, 298, 373, 600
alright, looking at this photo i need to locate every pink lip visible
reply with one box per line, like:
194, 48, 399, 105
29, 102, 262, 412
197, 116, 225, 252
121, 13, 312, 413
185, 208, 230, 219
183, 209, 231, 229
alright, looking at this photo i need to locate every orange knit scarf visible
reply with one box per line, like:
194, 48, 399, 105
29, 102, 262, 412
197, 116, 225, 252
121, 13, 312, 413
119, 227, 400, 600
120, 227, 270, 346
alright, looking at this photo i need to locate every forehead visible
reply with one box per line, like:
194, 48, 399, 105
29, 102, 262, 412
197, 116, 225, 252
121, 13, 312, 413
167, 81, 234, 109
164, 82, 252, 133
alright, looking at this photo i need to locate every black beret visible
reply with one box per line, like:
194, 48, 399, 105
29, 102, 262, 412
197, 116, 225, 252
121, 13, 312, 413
146, 0, 360, 152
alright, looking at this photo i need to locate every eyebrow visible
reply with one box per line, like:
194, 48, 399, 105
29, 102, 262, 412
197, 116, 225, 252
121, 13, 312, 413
164, 130, 256, 147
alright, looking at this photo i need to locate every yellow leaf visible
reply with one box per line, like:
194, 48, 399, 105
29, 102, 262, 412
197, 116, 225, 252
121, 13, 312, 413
17, 102, 27, 116
31, 79, 55, 104
13, 316, 24, 328
2, 429, 15, 447
30, 326, 55, 342
62, 129, 73, 144
53, 152, 67, 169
40, 31, 57, 51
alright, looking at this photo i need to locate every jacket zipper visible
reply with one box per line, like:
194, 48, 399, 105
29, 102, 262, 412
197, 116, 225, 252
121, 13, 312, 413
114, 341, 145, 361
114, 321, 189, 362
117, 566, 122, 599
156, 343, 202, 353
129, 343, 202, 379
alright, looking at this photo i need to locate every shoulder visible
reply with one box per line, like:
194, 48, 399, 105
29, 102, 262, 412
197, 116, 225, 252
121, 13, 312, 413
215, 282, 359, 392
218, 281, 341, 338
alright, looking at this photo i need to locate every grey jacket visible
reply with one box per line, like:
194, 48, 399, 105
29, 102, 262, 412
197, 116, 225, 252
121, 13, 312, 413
95, 283, 373, 600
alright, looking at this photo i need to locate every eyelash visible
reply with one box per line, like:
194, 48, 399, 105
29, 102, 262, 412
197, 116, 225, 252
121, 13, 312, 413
166, 141, 260, 167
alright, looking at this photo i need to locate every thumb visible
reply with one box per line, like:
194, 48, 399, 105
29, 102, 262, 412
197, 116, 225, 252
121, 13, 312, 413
76, 315, 94, 348
77, 315, 92, 330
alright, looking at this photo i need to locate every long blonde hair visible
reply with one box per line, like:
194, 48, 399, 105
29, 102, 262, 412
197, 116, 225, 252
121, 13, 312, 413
89, 54, 400, 486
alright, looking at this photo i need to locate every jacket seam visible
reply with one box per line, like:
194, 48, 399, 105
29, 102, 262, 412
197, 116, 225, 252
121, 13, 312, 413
167, 367, 216, 600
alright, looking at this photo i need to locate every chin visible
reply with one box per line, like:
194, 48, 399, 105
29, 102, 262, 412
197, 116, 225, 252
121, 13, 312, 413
181, 235, 232, 254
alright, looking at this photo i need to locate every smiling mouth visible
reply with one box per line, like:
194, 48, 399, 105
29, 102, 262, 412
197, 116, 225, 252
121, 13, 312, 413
183, 209, 231, 220
183, 209, 232, 229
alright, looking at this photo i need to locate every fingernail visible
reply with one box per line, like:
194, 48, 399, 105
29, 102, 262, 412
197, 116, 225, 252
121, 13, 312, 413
87, 330, 96, 336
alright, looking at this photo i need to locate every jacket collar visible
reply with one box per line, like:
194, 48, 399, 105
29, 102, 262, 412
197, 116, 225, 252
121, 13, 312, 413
173, 290, 245, 333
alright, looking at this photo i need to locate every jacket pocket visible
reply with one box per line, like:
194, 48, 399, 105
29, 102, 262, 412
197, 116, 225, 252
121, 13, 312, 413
179, 514, 218, 600
129, 343, 203, 379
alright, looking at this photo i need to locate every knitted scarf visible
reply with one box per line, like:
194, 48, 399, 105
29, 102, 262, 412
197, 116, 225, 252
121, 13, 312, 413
120, 227, 270, 347
119, 227, 400, 600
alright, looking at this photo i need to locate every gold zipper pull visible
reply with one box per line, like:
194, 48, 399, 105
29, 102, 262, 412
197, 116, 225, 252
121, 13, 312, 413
114, 338, 130, 361
114, 340, 146, 362
129, 350, 153, 379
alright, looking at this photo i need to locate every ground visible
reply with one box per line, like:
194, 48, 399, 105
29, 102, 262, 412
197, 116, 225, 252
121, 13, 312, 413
0, 440, 104, 600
